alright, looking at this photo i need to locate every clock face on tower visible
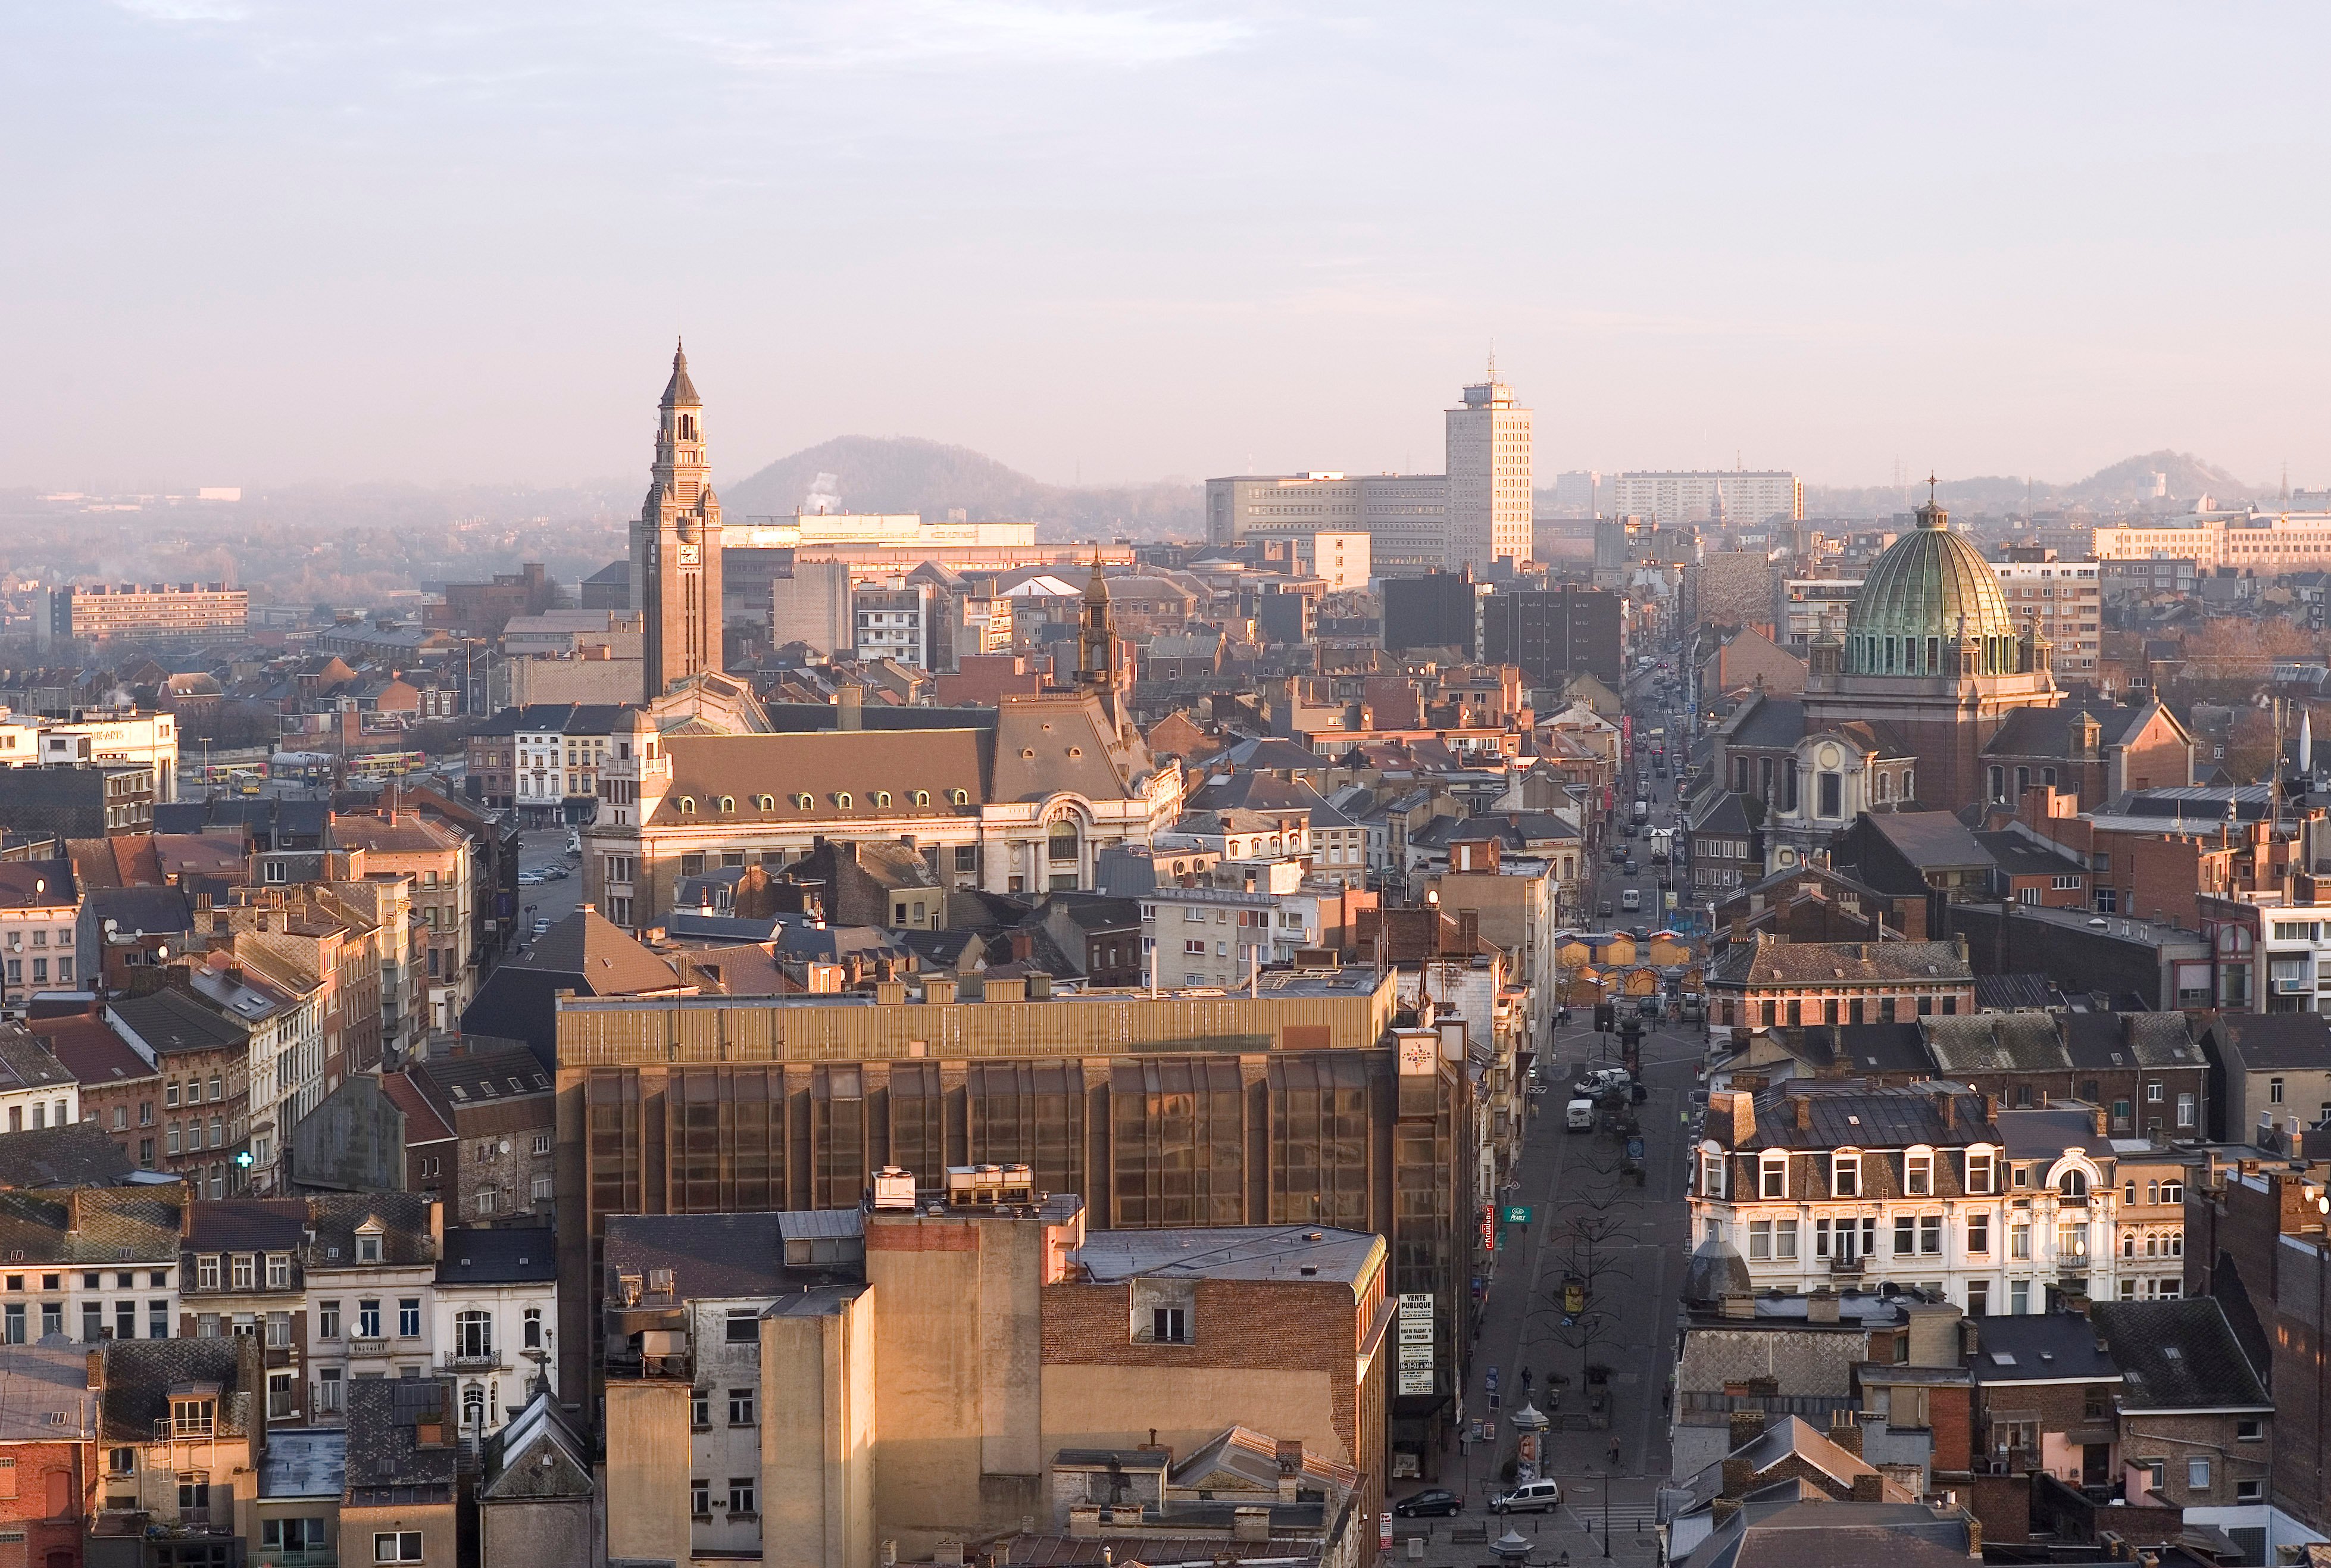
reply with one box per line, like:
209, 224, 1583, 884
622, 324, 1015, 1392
677, 544, 699, 566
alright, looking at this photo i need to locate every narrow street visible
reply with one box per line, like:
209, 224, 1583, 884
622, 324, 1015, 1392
1391, 664, 1698, 1566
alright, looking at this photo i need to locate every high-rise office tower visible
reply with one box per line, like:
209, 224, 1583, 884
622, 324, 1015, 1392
630, 341, 724, 702
1445, 364, 1532, 573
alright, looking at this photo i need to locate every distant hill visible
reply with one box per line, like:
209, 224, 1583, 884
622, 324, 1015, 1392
1804, 449, 2258, 520
723, 435, 1202, 542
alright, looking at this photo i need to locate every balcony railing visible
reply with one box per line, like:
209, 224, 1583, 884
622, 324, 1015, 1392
346, 1337, 390, 1357
1828, 1255, 1866, 1276
605, 1348, 692, 1382
442, 1349, 503, 1373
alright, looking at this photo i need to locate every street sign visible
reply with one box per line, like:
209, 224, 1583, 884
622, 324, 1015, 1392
1502, 1205, 1533, 1225
1485, 1365, 1499, 1392
1627, 1137, 1646, 1160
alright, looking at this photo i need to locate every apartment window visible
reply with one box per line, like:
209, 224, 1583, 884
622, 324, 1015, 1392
356, 1235, 380, 1264
2010, 1279, 2030, 1314
1151, 1307, 1189, 1344
268, 1370, 297, 1420
266, 1254, 289, 1289
170, 1398, 215, 1438
1893, 1215, 1917, 1257
727, 1478, 757, 1517
2187, 1457, 2211, 1491
726, 1309, 758, 1343
1701, 1152, 1724, 1198
690, 1389, 710, 1429
1967, 1279, 1989, 1317
691, 1478, 710, 1517
314, 1367, 342, 1414
398, 1299, 420, 1337
1831, 1152, 1859, 1197
1775, 1219, 1797, 1260
357, 1300, 381, 1339
1760, 1152, 1787, 1199
197, 1257, 218, 1291
531, 1175, 553, 1205
2011, 1222, 2032, 1260
1904, 1151, 1932, 1196
2237, 1417, 2263, 1442
1967, 1213, 1990, 1255
2271, 1077, 2286, 1105
318, 1301, 340, 1339
476, 1186, 497, 1215
1748, 1220, 1774, 1261
2239, 1480, 2264, 1503
455, 1311, 492, 1359
729, 1386, 755, 1426
1966, 1150, 1993, 1194
1, 1305, 18, 1344
524, 1308, 542, 1349
2176, 1093, 2195, 1128
373, 1532, 423, 1563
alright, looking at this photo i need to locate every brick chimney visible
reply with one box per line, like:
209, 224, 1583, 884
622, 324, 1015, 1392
2093, 1107, 2108, 1139
1828, 1410, 1865, 1459
1936, 1088, 1955, 1133
1729, 1410, 1764, 1453
1794, 1096, 1813, 1133
1806, 1289, 1841, 1325
1850, 1473, 1885, 1502
1721, 1457, 1753, 1499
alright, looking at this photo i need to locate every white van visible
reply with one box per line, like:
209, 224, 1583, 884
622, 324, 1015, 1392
1620, 887, 1642, 912
1564, 1098, 1596, 1132
1492, 1478, 1564, 1513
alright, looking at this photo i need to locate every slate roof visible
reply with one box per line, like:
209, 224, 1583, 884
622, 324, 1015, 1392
85, 883, 196, 937
1726, 698, 1807, 751
0, 1344, 96, 1441
0, 1123, 136, 1189
304, 1192, 438, 1270
108, 988, 249, 1057
1974, 831, 2085, 877
1734, 1083, 1992, 1153
655, 729, 992, 828
1971, 1311, 2119, 1383
1973, 973, 2067, 1012
378, 1072, 454, 1145
1864, 811, 1994, 871
1923, 1013, 2071, 1075
1218, 737, 1328, 773
2062, 1011, 2199, 1070
1680, 1501, 1976, 1568
1710, 936, 1971, 989
1983, 699, 2164, 760
2092, 1298, 2268, 1411
0, 860, 77, 910
604, 1212, 797, 1301
437, 1226, 556, 1286
411, 1045, 551, 1108
1995, 1106, 2113, 1160
185, 1197, 308, 1254
0, 1024, 76, 1094
97, 1336, 257, 1442
2208, 1011, 2331, 1070
0, 1186, 182, 1264
1791, 1022, 1931, 1077
32, 1013, 155, 1089
345, 1376, 457, 1505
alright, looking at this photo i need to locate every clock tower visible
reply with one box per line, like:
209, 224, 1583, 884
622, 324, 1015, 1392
632, 341, 724, 702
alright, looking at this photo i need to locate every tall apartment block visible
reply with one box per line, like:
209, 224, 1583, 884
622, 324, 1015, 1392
1607, 470, 1802, 529
1444, 369, 1532, 573
45, 583, 248, 646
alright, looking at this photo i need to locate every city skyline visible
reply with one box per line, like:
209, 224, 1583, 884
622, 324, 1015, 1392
7, 4, 2331, 495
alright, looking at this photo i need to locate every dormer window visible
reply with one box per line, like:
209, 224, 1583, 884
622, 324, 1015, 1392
952, 789, 970, 805
756, 795, 774, 811
1966, 1149, 1995, 1195
1832, 1152, 1861, 1197
355, 1233, 381, 1264
718, 797, 735, 813
793, 794, 814, 810
873, 792, 892, 808
2059, 1169, 2089, 1198
677, 797, 696, 814
1904, 1149, 1933, 1197
913, 791, 930, 807
1699, 1149, 1724, 1200
1759, 1152, 1788, 1199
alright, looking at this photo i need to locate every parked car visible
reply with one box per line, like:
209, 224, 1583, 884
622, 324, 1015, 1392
1491, 1479, 1563, 1513
1393, 1489, 1464, 1518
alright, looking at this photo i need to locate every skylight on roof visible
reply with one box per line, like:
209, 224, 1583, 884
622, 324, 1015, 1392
2161, 1346, 2183, 1360
1990, 1352, 2016, 1365
448, 1086, 467, 1101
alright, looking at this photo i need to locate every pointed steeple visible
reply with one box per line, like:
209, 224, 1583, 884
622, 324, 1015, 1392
661, 338, 701, 408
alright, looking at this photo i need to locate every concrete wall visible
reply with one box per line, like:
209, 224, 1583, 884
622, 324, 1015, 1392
866, 1213, 1048, 1552
604, 1379, 692, 1564
288, 1072, 404, 1193
480, 1497, 593, 1568
340, 1500, 458, 1568
761, 1290, 877, 1568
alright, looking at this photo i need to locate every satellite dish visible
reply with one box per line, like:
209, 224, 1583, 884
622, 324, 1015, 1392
103, 919, 118, 935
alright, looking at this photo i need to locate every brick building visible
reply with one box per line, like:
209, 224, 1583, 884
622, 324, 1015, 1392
402, 1045, 555, 1225
1707, 933, 1974, 1032
1968, 1310, 2122, 1491
0, 1343, 93, 1568
2091, 1297, 2270, 1508
36, 1006, 161, 1167
102, 987, 251, 1198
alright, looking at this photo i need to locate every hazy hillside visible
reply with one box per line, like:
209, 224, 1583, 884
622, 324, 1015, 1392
724, 435, 1202, 542
1804, 449, 2257, 519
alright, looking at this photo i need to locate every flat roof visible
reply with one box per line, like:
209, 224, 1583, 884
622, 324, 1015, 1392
1070, 1225, 1380, 1285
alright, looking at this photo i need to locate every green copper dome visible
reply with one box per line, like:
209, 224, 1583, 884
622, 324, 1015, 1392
1842, 502, 2023, 677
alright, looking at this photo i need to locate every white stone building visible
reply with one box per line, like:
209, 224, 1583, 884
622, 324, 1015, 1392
1691, 1082, 2125, 1319
434, 1228, 558, 1443
1445, 371, 1533, 573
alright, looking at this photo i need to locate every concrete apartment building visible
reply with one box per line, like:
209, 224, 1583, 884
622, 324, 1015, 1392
602, 1186, 1387, 1566
46, 582, 250, 646
1205, 473, 1451, 576
332, 810, 472, 1033
2090, 510, 2331, 573
852, 578, 936, 669
1444, 370, 1532, 572
1993, 555, 2102, 676
1608, 470, 1803, 528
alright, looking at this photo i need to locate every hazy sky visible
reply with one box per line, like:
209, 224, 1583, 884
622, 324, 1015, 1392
8, 2, 2330, 495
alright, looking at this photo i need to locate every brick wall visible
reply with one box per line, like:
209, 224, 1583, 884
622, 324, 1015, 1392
446, 1098, 554, 1226
0, 1438, 86, 1564
2118, 1409, 2268, 1509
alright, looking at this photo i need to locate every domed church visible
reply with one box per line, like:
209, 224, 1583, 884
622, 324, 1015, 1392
1710, 495, 2064, 873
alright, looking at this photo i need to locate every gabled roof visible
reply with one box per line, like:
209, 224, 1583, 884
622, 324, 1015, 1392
2092, 1298, 2268, 1411
108, 987, 249, 1057
2207, 1010, 2331, 1070
378, 1072, 454, 1145
2061, 1010, 2199, 1070
1863, 811, 1993, 872
1983, 699, 2174, 760
1922, 1013, 2070, 1075
522, 908, 685, 995
1971, 1311, 2118, 1383
33, 1013, 155, 1088
1730, 1083, 1991, 1153
480, 1388, 593, 1502
604, 1212, 796, 1301
1726, 697, 1807, 751
0, 1124, 136, 1189
185, 1197, 307, 1253
1710, 936, 1970, 990
98, 1336, 257, 1442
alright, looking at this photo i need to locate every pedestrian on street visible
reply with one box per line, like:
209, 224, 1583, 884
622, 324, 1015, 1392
1609, 1435, 1621, 1466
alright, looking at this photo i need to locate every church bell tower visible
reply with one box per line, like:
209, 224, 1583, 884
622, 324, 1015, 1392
632, 341, 724, 702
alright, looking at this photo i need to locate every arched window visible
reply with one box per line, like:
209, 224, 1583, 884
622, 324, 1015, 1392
2059, 1168, 2089, 1198
463, 1385, 486, 1429
455, 1310, 492, 1359
913, 790, 930, 807
756, 795, 774, 811
718, 796, 735, 813
793, 793, 814, 809
1874, 771, 1890, 802
952, 789, 970, 805
677, 797, 695, 814
523, 1307, 542, 1349
835, 792, 852, 810
873, 791, 892, 808
1049, 820, 1080, 864
1901, 770, 1914, 800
